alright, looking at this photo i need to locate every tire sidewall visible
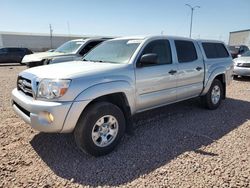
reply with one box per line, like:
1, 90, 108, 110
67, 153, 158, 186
74, 102, 126, 156
207, 79, 223, 109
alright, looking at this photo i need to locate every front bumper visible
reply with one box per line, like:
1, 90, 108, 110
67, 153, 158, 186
11, 88, 90, 133
233, 66, 250, 76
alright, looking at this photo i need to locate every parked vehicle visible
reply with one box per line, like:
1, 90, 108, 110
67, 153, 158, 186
233, 50, 250, 77
12, 36, 233, 156
228, 45, 249, 58
22, 38, 111, 67
0, 47, 33, 64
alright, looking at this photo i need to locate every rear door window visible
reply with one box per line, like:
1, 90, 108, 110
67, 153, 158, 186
174, 40, 198, 63
202, 43, 229, 58
7, 48, 23, 53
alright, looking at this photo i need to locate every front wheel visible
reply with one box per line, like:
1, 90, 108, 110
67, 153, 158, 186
201, 79, 223, 110
74, 102, 126, 156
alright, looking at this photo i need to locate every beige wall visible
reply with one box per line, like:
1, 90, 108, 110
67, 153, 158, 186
229, 31, 250, 48
0, 33, 83, 52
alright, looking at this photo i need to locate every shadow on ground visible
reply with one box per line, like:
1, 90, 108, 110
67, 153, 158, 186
234, 76, 250, 82
30, 97, 250, 186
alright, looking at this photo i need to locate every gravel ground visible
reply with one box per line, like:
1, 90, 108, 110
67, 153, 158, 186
0, 63, 250, 188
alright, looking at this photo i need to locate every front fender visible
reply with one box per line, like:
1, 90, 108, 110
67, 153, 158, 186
74, 81, 136, 114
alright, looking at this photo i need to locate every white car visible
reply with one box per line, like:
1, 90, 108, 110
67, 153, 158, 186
22, 38, 111, 67
233, 50, 250, 77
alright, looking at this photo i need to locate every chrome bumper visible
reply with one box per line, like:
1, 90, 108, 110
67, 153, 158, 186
233, 66, 250, 76
11, 88, 90, 133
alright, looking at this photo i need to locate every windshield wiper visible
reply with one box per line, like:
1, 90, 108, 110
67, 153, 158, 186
82, 58, 102, 62
82, 59, 118, 64
55, 51, 65, 53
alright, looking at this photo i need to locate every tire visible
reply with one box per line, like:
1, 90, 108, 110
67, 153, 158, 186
74, 102, 126, 156
201, 79, 223, 110
233, 75, 238, 79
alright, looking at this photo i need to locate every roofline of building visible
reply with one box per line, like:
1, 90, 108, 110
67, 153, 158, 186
0, 31, 113, 38
230, 29, 250, 34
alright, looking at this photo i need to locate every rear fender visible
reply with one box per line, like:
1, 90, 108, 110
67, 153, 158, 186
201, 67, 226, 95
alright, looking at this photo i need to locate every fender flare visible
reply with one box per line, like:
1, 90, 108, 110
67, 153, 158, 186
201, 67, 226, 95
74, 80, 136, 114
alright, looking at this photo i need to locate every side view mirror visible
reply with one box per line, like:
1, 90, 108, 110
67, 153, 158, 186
139, 53, 158, 67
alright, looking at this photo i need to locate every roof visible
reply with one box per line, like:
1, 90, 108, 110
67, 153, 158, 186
230, 29, 250, 34
113, 35, 195, 41
0, 31, 113, 39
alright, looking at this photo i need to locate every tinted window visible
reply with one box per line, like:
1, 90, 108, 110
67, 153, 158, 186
7, 48, 23, 53
0, 48, 7, 53
79, 41, 102, 56
140, 40, 172, 65
202, 43, 229, 58
242, 51, 250, 57
175, 40, 197, 63
244, 46, 249, 52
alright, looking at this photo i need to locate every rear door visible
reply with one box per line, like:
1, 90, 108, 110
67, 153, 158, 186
135, 39, 178, 111
174, 40, 205, 100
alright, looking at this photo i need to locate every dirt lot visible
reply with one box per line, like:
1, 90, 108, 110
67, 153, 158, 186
0, 64, 250, 188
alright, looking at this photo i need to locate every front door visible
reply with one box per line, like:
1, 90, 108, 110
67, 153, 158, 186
135, 39, 178, 112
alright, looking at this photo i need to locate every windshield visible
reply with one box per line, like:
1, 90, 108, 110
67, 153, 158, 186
55, 40, 84, 53
242, 50, 250, 57
83, 39, 141, 64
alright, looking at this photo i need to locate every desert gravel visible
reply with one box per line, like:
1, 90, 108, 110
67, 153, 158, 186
0, 63, 250, 188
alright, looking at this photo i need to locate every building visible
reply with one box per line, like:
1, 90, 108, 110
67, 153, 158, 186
0, 31, 105, 52
229, 29, 250, 48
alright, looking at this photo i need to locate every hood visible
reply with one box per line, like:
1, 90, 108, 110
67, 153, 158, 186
234, 56, 250, 63
22, 51, 68, 62
21, 61, 126, 79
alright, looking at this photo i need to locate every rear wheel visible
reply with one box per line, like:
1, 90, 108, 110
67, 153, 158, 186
74, 102, 126, 156
201, 79, 223, 110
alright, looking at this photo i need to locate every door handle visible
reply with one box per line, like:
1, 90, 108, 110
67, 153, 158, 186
168, 70, 177, 75
196, 66, 202, 71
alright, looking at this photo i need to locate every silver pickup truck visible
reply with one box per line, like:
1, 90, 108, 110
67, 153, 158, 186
12, 36, 233, 156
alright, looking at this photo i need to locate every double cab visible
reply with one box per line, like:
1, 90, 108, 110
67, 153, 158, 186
12, 36, 233, 156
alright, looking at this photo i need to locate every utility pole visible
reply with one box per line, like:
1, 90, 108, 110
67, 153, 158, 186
185, 4, 200, 38
49, 24, 53, 49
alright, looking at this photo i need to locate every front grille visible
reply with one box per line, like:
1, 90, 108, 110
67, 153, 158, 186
17, 76, 33, 97
237, 63, 250, 68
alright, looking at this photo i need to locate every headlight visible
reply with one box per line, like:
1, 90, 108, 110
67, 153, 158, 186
37, 79, 71, 99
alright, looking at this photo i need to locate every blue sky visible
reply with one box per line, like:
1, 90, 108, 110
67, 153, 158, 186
1, 0, 250, 43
